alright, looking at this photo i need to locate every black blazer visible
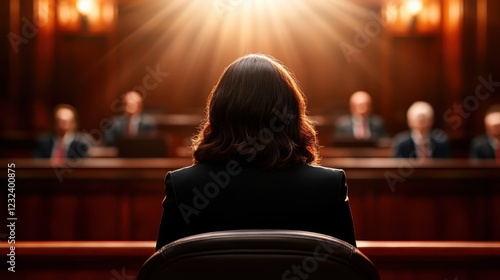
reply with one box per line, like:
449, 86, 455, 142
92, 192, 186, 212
33, 133, 90, 159
470, 134, 496, 159
155, 163, 356, 250
393, 130, 452, 158
104, 114, 157, 146
334, 115, 387, 139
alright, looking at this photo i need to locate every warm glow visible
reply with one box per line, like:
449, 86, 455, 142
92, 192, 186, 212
385, 3, 399, 22
384, 0, 441, 33
448, 0, 462, 22
102, 2, 114, 25
76, 0, 95, 16
405, 0, 423, 16
57, 0, 114, 32
115, 0, 377, 108
58, 2, 74, 26
425, 2, 441, 25
36, 0, 50, 25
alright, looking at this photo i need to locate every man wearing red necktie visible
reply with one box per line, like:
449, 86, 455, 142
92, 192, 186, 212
33, 104, 90, 162
104, 91, 157, 146
393, 101, 451, 159
334, 91, 387, 141
470, 105, 500, 161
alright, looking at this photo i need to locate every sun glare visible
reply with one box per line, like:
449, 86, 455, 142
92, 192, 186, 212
114, 0, 375, 108
405, 0, 423, 16
76, 0, 95, 16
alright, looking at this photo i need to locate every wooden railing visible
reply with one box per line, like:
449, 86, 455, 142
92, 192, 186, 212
2, 241, 499, 280
2, 158, 499, 241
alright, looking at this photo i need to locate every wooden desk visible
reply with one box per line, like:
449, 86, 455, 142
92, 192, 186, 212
2, 158, 499, 241
175, 146, 394, 158
320, 147, 392, 157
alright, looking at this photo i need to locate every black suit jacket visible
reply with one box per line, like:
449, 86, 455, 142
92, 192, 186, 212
334, 115, 386, 139
104, 114, 157, 146
470, 134, 496, 159
393, 130, 452, 158
155, 163, 356, 250
33, 133, 90, 159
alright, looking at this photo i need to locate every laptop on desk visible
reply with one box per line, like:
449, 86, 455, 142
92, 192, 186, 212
330, 137, 378, 148
116, 136, 168, 158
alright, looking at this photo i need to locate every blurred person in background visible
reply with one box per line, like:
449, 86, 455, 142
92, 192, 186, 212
104, 91, 157, 146
470, 105, 500, 160
334, 91, 387, 140
33, 104, 90, 163
393, 101, 451, 159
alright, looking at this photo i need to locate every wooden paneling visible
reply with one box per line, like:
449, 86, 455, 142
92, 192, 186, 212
3, 158, 499, 241
2, 0, 500, 143
0, 0, 9, 102
3, 0, 37, 131
53, 33, 116, 132
364, 241, 500, 280
114, 0, 386, 115
388, 36, 443, 133
1, 241, 500, 280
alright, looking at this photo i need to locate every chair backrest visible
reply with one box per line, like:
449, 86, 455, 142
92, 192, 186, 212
138, 230, 379, 280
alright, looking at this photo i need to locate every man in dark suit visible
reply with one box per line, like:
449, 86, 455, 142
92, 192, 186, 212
393, 101, 451, 159
470, 105, 500, 159
33, 104, 90, 162
334, 91, 386, 140
104, 91, 157, 146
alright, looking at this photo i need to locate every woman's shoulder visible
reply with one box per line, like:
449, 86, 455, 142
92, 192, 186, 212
294, 164, 345, 179
169, 162, 231, 174
293, 163, 343, 173
167, 162, 236, 181
171, 163, 344, 173
167, 163, 345, 183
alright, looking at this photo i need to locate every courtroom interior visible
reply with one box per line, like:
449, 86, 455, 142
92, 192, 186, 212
1, 0, 500, 279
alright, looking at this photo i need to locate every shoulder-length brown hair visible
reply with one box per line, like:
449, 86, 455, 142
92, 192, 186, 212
192, 54, 319, 170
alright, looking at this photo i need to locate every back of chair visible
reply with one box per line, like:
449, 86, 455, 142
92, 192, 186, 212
138, 230, 379, 280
